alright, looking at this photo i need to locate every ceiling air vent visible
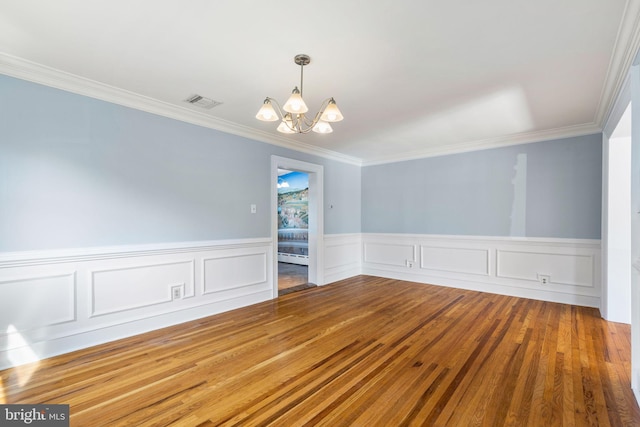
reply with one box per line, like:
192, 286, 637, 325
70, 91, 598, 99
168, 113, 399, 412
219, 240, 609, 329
183, 94, 223, 109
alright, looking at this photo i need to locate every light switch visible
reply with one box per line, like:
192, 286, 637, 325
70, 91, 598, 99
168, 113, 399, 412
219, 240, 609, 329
250, 204, 257, 214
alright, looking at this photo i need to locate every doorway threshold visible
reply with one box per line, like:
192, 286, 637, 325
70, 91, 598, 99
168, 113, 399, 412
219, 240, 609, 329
278, 283, 317, 297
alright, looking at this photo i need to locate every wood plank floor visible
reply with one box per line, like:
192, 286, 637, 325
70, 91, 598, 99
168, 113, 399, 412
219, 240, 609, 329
2, 275, 639, 426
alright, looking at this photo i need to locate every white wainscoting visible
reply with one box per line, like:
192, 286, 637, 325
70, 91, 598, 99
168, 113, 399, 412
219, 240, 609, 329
0, 239, 273, 370
0, 233, 602, 369
323, 234, 362, 285
362, 234, 601, 307
91, 260, 196, 317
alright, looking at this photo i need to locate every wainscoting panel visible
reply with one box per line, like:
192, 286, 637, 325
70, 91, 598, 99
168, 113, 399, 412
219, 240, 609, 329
497, 250, 594, 287
90, 260, 195, 317
0, 272, 76, 338
0, 238, 273, 370
324, 234, 362, 284
362, 234, 601, 307
363, 241, 416, 267
420, 246, 489, 276
203, 251, 268, 294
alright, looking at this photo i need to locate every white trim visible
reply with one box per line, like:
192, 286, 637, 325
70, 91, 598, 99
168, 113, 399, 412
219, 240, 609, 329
0, 52, 362, 167
0, 50, 623, 167
420, 246, 491, 276
0, 233, 610, 369
89, 260, 196, 317
601, 131, 632, 323
0, 271, 78, 331
323, 233, 362, 284
362, 233, 601, 307
603, 73, 631, 137
201, 252, 268, 294
0, 238, 271, 267
2, 0, 639, 166
359, 232, 600, 246
0, 238, 273, 369
595, 0, 640, 127
271, 156, 325, 291
365, 267, 601, 308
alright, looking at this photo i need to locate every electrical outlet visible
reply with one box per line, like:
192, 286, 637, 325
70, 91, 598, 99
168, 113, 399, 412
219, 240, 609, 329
171, 285, 183, 300
406, 260, 414, 268
537, 274, 551, 285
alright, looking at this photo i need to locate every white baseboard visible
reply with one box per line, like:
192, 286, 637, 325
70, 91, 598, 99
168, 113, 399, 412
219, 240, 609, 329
361, 233, 601, 307
0, 238, 273, 370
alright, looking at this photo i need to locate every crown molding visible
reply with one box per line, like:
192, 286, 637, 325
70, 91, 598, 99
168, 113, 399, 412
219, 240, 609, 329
0, 53, 362, 166
594, 0, 640, 127
4, 0, 638, 172
361, 122, 602, 166
602, 71, 631, 137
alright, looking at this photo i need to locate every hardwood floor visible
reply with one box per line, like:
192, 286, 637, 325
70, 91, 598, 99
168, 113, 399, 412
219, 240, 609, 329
2, 276, 639, 426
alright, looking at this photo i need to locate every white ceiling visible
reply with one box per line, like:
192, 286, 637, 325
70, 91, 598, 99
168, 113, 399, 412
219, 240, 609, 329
1, 0, 638, 165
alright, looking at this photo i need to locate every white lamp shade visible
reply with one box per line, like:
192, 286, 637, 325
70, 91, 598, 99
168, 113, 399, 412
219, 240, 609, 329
255, 101, 279, 122
312, 120, 333, 134
283, 87, 309, 114
277, 114, 296, 134
320, 99, 344, 122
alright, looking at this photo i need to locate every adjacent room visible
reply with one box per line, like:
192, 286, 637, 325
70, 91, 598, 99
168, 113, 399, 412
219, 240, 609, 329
1, 1, 640, 425
277, 169, 313, 294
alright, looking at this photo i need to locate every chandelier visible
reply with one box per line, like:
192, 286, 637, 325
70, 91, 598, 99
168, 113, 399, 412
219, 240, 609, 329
255, 54, 344, 134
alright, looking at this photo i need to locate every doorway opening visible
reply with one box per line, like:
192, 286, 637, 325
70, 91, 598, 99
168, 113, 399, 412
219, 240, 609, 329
277, 169, 313, 294
271, 156, 324, 297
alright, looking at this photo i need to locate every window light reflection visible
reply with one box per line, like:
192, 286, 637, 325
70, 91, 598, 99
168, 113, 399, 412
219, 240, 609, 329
7, 325, 40, 386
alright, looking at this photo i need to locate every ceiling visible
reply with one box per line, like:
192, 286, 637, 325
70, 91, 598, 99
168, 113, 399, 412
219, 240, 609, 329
1, 1, 638, 165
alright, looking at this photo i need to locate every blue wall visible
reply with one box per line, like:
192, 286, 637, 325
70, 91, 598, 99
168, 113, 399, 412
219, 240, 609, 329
0, 73, 603, 252
0, 75, 361, 251
361, 134, 602, 239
